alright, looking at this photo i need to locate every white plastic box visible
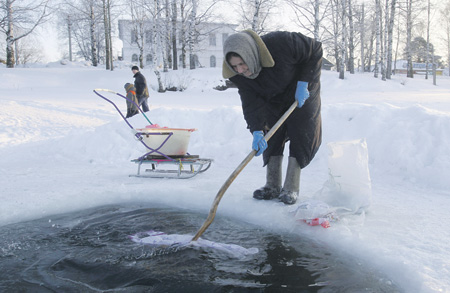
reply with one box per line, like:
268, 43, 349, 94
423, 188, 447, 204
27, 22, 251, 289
136, 127, 196, 156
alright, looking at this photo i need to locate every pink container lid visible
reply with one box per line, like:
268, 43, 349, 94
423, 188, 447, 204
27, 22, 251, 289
140, 124, 196, 132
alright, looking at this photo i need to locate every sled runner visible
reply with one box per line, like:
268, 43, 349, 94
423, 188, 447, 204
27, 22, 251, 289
131, 154, 212, 179
93, 89, 212, 179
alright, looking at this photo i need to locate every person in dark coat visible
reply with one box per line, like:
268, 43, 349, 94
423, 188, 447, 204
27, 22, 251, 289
124, 83, 139, 118
131, 66, 150, 112
222, 29, 322, 205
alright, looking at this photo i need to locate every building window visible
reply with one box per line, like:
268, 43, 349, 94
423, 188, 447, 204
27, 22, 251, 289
222, 33, 229, 45
132, 54, 138, 62
179, 31, 184, 45
145, 30, 152, 44
209, 33, 216, 46
131, 30, 137, 44
210, 55, 216, 67
146, 54, 153, 64
192, 54, 200, 67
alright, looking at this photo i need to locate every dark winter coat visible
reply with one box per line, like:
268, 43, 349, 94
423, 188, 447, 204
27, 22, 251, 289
133, 71, 149, 98
223, 31, 323, 168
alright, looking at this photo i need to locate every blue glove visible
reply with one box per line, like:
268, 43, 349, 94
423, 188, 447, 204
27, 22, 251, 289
252, 131, 267, 156
295, 81, 309, 108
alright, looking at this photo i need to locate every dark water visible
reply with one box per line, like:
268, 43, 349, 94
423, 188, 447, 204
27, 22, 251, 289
0, 204, 400, 292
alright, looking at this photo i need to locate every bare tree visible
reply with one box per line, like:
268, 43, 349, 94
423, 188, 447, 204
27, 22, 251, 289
163, 0, 171, 71
67, 0, 98, 66
142, 0, 165, 91
347, 0, 354, 74
359, 3, 365, 71
59, 8, 85, 61
339, 0, 347, 79
171, 0, 178, 69
187, 0, 196, 69
324, 0, 362, 79
367, 16, 375, 73
13, 36, 44, 65
386, 0, 397, 79
425, 0, 431, 79
374, 0, 381, 78
286, 0, 330, 41
58, 0, 105, 65
178, 0, 188, 68
57, 0, 120, 67
67, 15, 73, 61
325, 0, 341, 74
173, 0, 219, 69
237, 0, 277, 33
129, 0, 150, 69
380, 0, 386, 81
443, 2, 450, 76
178, 0, 197, 69
152, 0, 169, 72
0, 0, 50, 68
405, 0, 413, 77
102, 0, 113, 70
88, 1, 98, 66
56, 8, 74, 62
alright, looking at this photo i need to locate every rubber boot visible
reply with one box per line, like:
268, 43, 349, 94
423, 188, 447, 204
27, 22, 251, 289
279, 157, 301, 205
253, 156, 283, 200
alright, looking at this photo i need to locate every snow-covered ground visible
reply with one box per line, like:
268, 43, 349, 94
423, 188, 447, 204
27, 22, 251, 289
1, 62, 449, 292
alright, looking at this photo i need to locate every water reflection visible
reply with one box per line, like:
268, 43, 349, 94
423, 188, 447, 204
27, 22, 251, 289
0, 204, 400, 292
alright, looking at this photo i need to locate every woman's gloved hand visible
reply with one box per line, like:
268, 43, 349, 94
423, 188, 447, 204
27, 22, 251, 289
252, 130, 267, 156
295, 81, 310, 107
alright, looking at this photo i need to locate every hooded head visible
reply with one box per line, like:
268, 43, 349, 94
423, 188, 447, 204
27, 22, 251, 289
124, 83, 135, 92
223, 31, 261, 79
222, 30, 274, 79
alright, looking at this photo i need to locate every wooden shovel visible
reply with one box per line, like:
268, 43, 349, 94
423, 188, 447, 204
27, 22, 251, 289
191, 100, 299, 241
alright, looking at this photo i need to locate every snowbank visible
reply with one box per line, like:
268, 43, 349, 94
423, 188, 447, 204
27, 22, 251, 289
1, 65, 450, 292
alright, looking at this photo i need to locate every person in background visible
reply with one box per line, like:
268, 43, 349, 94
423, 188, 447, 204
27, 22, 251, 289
124, 83, 139, 118
131, 66, 150, 112
222, 29, 323, 205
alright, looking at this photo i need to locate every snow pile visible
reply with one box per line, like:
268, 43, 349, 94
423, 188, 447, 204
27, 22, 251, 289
322, 102, 450, 189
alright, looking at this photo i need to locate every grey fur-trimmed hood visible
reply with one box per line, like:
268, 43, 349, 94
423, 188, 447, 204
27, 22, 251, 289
222, 29, 275, 79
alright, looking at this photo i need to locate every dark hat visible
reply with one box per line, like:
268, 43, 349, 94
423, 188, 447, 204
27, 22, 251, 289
131, 65, 139, 71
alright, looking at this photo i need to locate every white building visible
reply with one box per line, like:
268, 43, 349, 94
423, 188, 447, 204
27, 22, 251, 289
118, 20, 238, 69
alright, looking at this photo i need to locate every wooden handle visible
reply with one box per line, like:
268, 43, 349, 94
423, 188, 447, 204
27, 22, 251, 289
191, 101, 298, 241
